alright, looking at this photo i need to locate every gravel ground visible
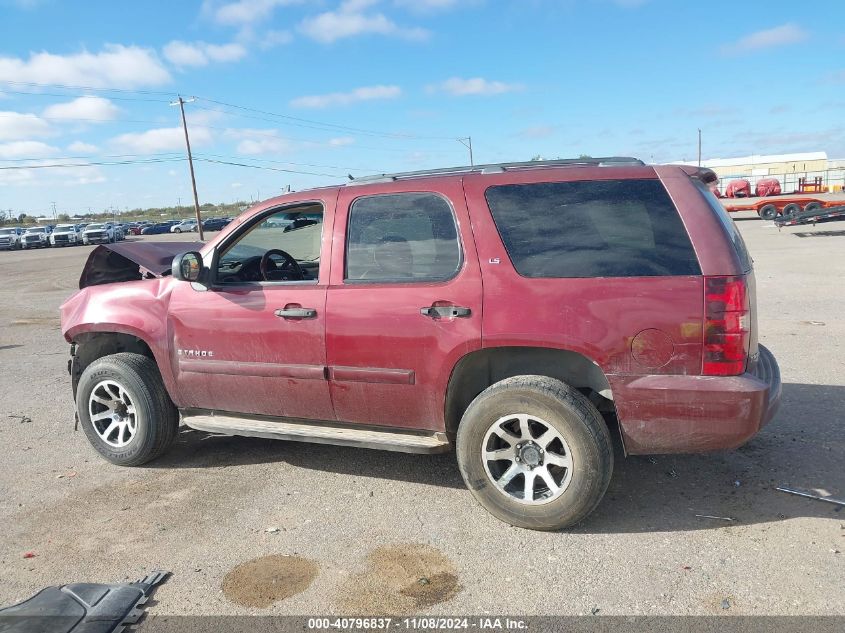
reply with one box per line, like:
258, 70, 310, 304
0, 217, 843, 616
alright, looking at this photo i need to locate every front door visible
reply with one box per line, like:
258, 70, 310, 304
325, 182, 483, 431
168, 198, 335, 421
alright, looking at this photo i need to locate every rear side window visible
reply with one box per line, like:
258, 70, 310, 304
693, 180, 753, 272
345, 192, 462, 282
484, 179, 701, 278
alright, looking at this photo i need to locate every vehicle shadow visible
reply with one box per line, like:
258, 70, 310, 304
149, 382, 843, 533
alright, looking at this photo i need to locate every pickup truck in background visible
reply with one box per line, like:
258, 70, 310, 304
50, 224, 84, 247
0, 227, 24, 250
82, 223, 115, 245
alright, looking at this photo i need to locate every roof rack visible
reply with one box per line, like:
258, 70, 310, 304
347, 157, 645, 185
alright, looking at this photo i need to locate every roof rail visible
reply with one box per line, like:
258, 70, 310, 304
347, 157, 645, 185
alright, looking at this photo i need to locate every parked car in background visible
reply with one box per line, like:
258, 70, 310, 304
22, 226, 52, 248
50, 224, 83, 247
82, 223, 115, 245
140, 222, 174, 235
114, 224, 126, 241
61, 157, 780, 531
201, 217, 231, 232
0, 227, 24, 250
171, 219, 198, 233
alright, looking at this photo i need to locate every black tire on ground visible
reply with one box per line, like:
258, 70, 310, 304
456, 375, 613, 531
758, 204, 778, 220
174, 228, 181, 233
782, 203, 801, 217
76, 352, 179, 466
803, 201, 822, 213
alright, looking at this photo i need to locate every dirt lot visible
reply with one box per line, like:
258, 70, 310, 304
0, 217, 843, 616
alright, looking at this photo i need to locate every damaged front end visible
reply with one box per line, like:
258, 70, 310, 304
78, 241, 203, 288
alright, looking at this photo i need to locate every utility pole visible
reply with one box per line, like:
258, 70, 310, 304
458, 137, 474, 166
51, 201, 57, 220
170, 96, 204, 240
697, 129, 702, 167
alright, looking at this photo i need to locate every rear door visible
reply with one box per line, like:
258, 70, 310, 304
325, 180, 483, 431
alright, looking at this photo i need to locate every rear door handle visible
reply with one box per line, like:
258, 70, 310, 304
420, 305, 471, 319
274, 307, 317, 319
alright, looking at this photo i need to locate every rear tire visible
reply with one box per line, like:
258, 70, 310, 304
782, 203, 801, 217
76, 353, 178, 466
758, 204, 777, 220
456, 375, 613, 530
804, 201, 822, 213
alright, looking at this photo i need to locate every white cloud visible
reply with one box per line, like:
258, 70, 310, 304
208, 0, 302, 25
163, 40, 247, 67
0, 45, 170, 88
0, 140, 59, 159
394, 0, 461, 12
231, 182, 243, 188
721, 23, 809, 55
517, 125, 557, 140
329, 137, 355, 146
429, 77, 522, 96
111, 126, 212, 154
225, 128, 292, 155
67, 141, 99, 153
290, 85, 402, 108
300, 0, 428, 43
259, 29, 294, 49
0, 111, 51, 141
43, 96, 120, 122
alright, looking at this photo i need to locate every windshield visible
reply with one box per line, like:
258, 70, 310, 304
55, 224, 75, 230
25, 227, 46, 233
0, 228, 17, 235
86, 224, 106, 230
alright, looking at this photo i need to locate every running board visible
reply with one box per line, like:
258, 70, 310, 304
180, 410, 451, 454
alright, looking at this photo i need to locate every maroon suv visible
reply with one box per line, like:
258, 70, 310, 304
60, 157, 781, 530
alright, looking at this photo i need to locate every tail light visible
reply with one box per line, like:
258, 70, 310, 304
703, 275, 750, 376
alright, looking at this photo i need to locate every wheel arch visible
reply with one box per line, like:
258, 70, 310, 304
70, 330, 172, 400
444, 346, 614, 437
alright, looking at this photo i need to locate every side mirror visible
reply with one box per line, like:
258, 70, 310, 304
172, 251, 204, 283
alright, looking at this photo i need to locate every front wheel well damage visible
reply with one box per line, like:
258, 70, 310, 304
70, 332, 155, 397
444, 346, 616, 438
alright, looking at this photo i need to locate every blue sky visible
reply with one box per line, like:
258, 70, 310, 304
1, 0, 843, 214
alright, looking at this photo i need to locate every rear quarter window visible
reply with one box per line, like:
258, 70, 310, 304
693, 180, 754, 273
484, 178, 701, 278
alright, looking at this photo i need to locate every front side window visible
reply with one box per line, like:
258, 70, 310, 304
216, 204, 323, 284
345, 192, 461, 282
485, 179, 701, 278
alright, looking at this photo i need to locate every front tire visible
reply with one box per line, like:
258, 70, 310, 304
456, 375, 613, 530
76, 353, 178, 466
758, 204, 778, 220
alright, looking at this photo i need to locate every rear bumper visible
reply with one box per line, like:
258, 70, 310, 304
611, 345, 781, 454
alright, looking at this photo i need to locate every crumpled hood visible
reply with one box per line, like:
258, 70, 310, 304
79, 241, 203, 288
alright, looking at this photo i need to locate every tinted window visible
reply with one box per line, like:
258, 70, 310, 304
346, 193, 461, 282
485, 179, 700, 278
693, 180, 753, 272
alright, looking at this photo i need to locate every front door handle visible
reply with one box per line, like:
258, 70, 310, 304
275, 306, 317, 319
420, 305, 471, 319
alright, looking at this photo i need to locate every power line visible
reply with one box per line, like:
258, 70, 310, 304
0, 80, 177, 97
0, 152, 183, 163
195, 158, 341, 178
0, 88, 172, 103
193, 99, 458, 141
0, 157, 187, 170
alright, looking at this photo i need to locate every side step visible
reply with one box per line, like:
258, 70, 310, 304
180, 410, 451, 455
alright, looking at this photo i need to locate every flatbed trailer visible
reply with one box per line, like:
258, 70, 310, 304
721, 195, 837, 220
774, 204, 845, 228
